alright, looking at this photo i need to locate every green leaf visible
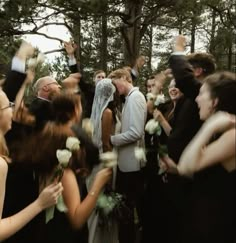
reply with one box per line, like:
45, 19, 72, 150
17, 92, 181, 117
56, 195, 68, 212
45, 206, 55, 224
156, 125, 162, 136
158, 144, 168, 157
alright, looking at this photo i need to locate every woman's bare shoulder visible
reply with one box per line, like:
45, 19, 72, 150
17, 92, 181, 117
0, 156, 8, 172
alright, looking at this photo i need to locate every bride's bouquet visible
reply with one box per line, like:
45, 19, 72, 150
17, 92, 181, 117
95, 151, 130, 227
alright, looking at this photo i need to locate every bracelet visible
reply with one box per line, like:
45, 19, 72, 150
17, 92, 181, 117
89, 190, 97, 196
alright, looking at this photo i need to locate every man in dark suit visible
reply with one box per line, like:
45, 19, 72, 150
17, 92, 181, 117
29, 76, 61, 130
154, 35, 216, 243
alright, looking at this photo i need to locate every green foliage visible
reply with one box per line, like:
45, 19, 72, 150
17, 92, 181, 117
50, 55, 70, 82
0, 37, 22, 78
0, 0, 235, 84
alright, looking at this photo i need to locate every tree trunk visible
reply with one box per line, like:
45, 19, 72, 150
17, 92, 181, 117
209, 9, 216, 54
121, 0, 144, 66
72, 16, 82, 71
190, 17, 196, 53
228, 39, 232, 71
100, 7, 108, 73
147, 25, 153, 74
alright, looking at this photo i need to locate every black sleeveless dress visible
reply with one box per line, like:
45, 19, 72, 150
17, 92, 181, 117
181, 165, 236, 243
3, 165, 82, 243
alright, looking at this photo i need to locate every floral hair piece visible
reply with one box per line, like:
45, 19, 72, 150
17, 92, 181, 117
45, 136, 80, 224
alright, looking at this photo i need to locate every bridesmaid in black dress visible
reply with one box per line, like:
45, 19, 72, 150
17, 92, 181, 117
162, 71, 236, 243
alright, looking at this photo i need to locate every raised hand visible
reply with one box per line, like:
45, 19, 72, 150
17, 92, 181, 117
64, 41, 77, 58
173, 35, 186, 52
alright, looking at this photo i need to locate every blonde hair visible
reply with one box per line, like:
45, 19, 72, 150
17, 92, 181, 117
108, 68, 132, 83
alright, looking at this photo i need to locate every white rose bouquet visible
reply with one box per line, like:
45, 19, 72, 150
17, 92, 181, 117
45, 136, 80, 223
27, 52, 45, 70
145, 119, 162, 136
95, 151, 129, 227
99, 151, 118, 168
146, 92, 155, 101
134, 147, 147, 168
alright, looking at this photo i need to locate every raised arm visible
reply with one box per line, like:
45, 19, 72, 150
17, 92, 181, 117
13, 70, 35, 124
3, 41, 34, 102
64, 41, 79, 73
178, 112, 236, 176
169, 35, 201, 101
64, 41, 94, 97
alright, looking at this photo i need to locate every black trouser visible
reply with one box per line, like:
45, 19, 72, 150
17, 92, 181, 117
116, 167, 144, 243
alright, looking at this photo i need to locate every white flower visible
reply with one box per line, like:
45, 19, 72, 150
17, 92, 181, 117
99, 151, 118, 168
27, 58, 37, 68
154, 94, 165, 106
66, 137, 80, 151
104, 160, 117, 168
134, 147, 147, 163
82, 118, 94, 138
56, 149, 72, 167
146, 92, 155, 101
145, 119, 159, 135
36, 52, 45, 64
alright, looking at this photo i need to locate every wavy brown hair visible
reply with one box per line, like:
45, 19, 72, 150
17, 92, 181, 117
204, 71, 236, 115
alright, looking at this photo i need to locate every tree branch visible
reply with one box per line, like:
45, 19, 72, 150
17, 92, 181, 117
43, 48, 64, 54
16, 31, 64, 43
206, 4, 230, 28
33, 22, 69, 32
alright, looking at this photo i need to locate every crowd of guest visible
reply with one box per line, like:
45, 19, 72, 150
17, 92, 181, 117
0, 34, 235, 243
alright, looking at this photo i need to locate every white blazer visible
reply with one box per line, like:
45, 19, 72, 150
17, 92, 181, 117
111, 87, 147, 172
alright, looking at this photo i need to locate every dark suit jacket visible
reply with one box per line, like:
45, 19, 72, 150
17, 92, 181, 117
3, 70, 27, 102
168, 96, 202, 163
3, 70, 33, 154
169, 55, 201, 101
168, 54, 203, 163
70, 64, 95, 118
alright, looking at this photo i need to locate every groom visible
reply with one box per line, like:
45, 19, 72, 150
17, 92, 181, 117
109, 68, 147, 243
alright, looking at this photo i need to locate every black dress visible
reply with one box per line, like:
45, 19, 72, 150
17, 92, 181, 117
181, 165, 236, 243
3, 165, 81, 243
